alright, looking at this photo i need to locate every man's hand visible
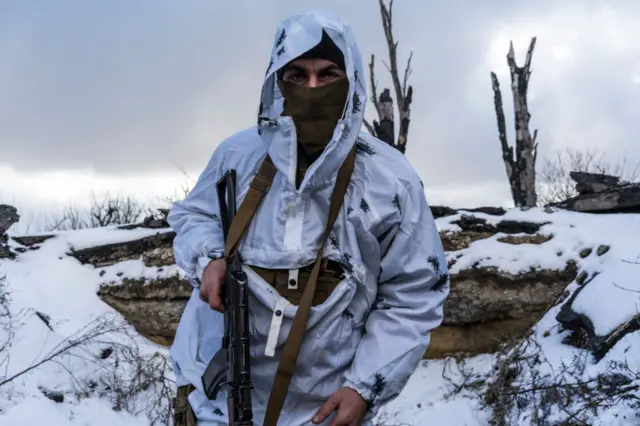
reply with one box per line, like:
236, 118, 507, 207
312, 387, 367, 426
199, 258, 227, 312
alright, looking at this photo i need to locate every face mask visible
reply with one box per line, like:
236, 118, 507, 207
278, 78, 349, 159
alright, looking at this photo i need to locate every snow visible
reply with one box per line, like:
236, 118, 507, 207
99, 259, 183, 286
1, 207, 639, 425
0, 398, 146, 426
2, 226, 176, 337
571, 261, 640, 335
375, 355, 495, 426
0, 225, 171, 426
437, 208, 640, 337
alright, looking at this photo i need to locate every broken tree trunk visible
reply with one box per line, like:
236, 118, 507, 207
364, 0, 414, 154
372, 87, 394, 145
491, 37, 539, 208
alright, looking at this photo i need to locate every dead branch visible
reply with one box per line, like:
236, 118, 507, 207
491, 72, 516, 201
0, 305, 174, 426
491, 37, 538, 208
160, 162, 197, 207
369, 54, 382, 119
455, 329, 640, 425
89, 345, 174, 425
0, 276, 12, 372
379, 0, 403, 112
402, 52, 413, 98
363, 119, 376, 136
612, 281, 640, 294
367, 0, 414, 154
0, 314, 128, 388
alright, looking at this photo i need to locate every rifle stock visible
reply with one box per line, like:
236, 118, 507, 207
201, 169, 254, 425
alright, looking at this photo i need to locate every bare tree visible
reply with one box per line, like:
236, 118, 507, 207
46, 192, 146, 231
537, 147, 640, 205
159, 161, 196, 207
491, 37, 538, 208
364, 0, 414, 154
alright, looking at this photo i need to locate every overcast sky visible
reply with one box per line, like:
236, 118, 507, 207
1, 0, 639, 229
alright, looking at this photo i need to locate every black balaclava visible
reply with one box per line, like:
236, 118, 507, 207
294, 30, 345, 71
278, 31, 349, 180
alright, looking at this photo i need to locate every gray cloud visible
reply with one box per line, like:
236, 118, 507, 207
1, 0, 639, 207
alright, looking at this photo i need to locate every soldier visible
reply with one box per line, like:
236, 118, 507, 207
168, 9, 449, 426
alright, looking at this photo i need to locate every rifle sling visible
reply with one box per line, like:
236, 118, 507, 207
224, 157, 278, 259
222, 146, 357, 426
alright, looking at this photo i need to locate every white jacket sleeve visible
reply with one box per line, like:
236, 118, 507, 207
342, 181, 449, 417
167, 148, 227, 287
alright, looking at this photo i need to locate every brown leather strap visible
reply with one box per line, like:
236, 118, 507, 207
173, 384, 197, 426
263, 145, 357, 426
224, 156, 278, 258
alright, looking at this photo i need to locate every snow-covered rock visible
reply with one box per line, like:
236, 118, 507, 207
0, 205, 19, 259
51, 209, 582, 359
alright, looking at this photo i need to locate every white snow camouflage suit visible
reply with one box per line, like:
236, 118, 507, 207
168, 9, 449, 426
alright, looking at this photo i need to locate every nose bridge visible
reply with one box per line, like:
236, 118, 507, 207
308, 73, 319, 87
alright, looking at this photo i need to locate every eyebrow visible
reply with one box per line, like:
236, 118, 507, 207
283, 64, 342, 74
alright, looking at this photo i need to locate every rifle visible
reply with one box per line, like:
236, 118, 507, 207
201, 169, 254, 425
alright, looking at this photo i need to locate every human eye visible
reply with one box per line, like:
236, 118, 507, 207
320, 69, 345, 82
283, 71, 307, 85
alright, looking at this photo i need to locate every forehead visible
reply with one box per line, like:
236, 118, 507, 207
282, 58, 339, 72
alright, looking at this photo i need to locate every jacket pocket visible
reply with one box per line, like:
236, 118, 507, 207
310, 277, 369, 367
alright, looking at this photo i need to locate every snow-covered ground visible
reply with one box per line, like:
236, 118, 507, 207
0, 207, 638, 425
0, 227, 172, 426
